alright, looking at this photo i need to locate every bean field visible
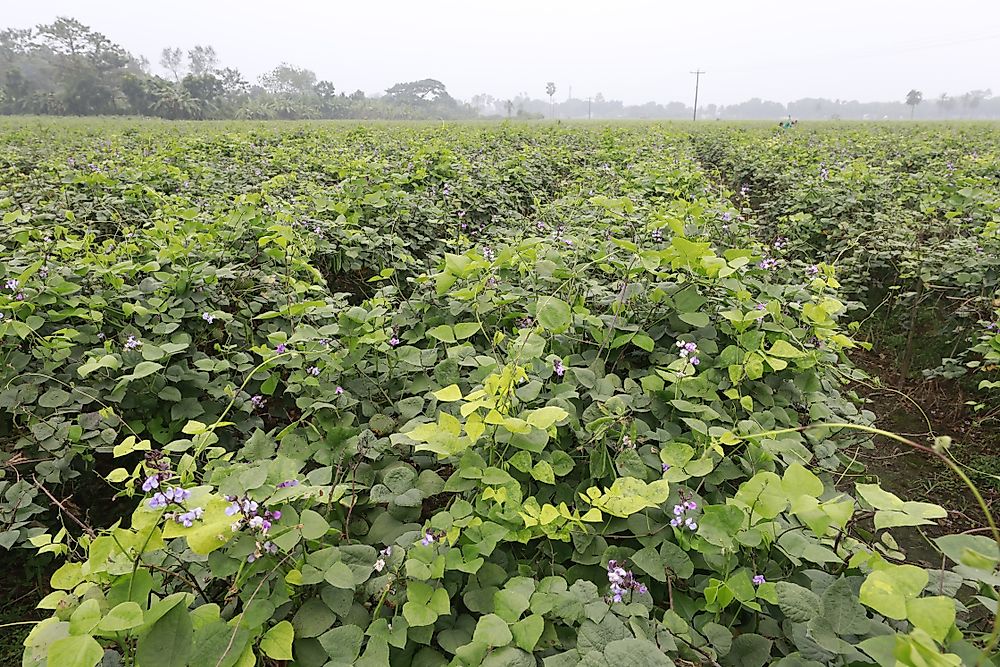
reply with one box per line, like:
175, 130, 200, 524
1, 119, 999, 667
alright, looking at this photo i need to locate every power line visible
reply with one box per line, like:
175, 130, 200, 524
690, 70, 705, 121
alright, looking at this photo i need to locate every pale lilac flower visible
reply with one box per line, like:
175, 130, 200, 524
4, 279, 18, 291
753, 574, 766, 586
250, 395, 266, 409
277, 479, 299, 489
125, 335, 141, 350
421, 532, 434, 546
306, 366, 321, 377
141, 475, 160, 492
335, 386, 344, 395
202, 312, 215, 323
389, 336, 400, 347
661, 463, 671, 473
806, 265, 819, 276
275, 343, 288, 354
553, 359, 565, 377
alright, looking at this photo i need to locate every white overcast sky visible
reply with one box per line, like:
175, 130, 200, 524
5, 1, 999, 105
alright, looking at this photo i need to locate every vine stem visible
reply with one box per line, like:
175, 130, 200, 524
744, 421, 1000, 659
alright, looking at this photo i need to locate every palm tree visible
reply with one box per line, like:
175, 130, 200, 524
545, 82, 556, 118
905, 89, 922, 119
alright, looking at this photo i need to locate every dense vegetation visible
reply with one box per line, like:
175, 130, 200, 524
1, 119, 998, 667
3, 18, 1000, 121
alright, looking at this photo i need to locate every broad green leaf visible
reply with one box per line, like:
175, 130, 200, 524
536, 296, 572, 333
47, 635, 104, 667
859, 565, 929, 620
473, 613, 513, 647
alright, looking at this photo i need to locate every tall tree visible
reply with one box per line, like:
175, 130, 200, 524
905, 89, 922, 119
159, 47, 184, 82
187, 45, 219, 77
545, 81, 556, 118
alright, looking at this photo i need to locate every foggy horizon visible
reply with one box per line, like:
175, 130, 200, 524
4, 0, 1000, 108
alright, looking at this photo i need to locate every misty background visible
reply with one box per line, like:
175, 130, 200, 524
2, 1, 999, 120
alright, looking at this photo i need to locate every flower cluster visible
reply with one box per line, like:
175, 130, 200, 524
148, 486, 191, 509
606, 560, 647, 603
773, 236, 788, 250
553, 358, 565, 378
275, 343, 288, 354
226, 494, 283, 562
420, 531, 436, 546
670, 499, 699, 531
651, 228, 663, 243
806, 264, 819, 277
481, 246, 496, 262
675, 340, 700, 366
758, 257, 779, 270
373, 546, 392, 572
202, 312, 215, 323
753, 574, 766, 586
124, 335, 141, 350
306, 366, 321, 377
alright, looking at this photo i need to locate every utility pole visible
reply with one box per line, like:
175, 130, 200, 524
587, 97, 592, 120
690, 69, 705, 121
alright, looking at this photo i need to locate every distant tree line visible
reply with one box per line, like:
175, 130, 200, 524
0, 17, 475, 120
478, 89, 1000, 121
2, 17, 999, 122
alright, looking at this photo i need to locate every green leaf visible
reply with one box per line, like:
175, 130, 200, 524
768, 339, 803, 358
604, 638, 674, 666
300, 509, 329, 540
698, 505, 745, 548
135, 602, 193, 667
47, 635, 104, 667
859, 565, 928, 620
536, 296, 572, 333
433, 384, 463, 401
69, 599, 102, 635
131, 361, 164, 379
260, 621, 294, 660
38, 388, 72, 408
427, 325, 457, 343
775, 582, 820, 622
820, 578, 869, 635
97, 602, 144, 632
318, 624, 364, 663
525, 406, 568, 429
510, 614, 544, 651
530, 461, 555, 485
494, 589, 531, 623
454, 322, 482, 339
474, 614, 513, 647
403, 601, 438, 627
906, 596, 955, 643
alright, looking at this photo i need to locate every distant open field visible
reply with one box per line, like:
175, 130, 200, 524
2, 118, 998, 666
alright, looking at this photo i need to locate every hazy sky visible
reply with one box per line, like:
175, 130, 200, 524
5, 1, 999, 105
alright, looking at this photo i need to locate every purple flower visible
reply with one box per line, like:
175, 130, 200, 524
722, 212, 732, 222
148, 493, 168, 509
335, 386, 344, 395
306, 366, 321, 377
14, 292, 25, 301
389, 336, 400, 347
275, 343, 288, 354
5, 279, 18, 291
277, 479, 299, 489
421, 532, 434, 546
176, 507, 203, 527
690, 357, 700, 366
651, 228, 663, 243
202, 312, 215, 323
606, 559, 646, 603
482, 246, 496, 262
755, 302, 766, 311
661, 463, 671, 473
758, 257, 778, 270
141, 475, 160, 492
753, 574, 766, 586
250, 395, 266, 409
806, 265, 819, 276
97, 332, 105, 340
553, 359, 565, 378
125, 335, 141, 350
